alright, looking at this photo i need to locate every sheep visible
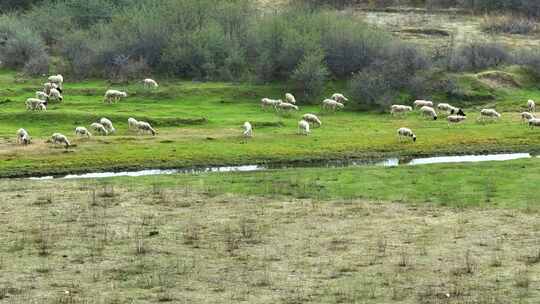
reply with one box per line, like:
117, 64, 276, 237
302, 113, 322, 127
243, 122, 253, 138
479, 109, 501, 121
128, 117, 139, 130
75, 127, 92, 137
90, 123, 109, 136
99, 118, 115, 134
136, 121, 157, 136
447, 115, 466, 127
48, 88, 63, 102
142, 78, 159, 88
16, 128, 31, 145
285, 93, 296, 104
414, 100, 433, 108
36, 91, 48, 101
397, 127, 416, 142
451, 108, 466, 116
48, 74, 64, 89
37, 103, 47, 111
322, 99, 344, 112
261, 98, 283, 110
529, 118, 540, 128
521, 112, 535, 122
298, 119, 310, 135
528, 99, 536, 113
277, 102, 299, 111
420, 106, 438, 120
331, 93, 349, 103
25, 98, 46, 111
390, 105, 413, 116
51, 133, 70, 148
43, 82, 60, 94
104, 89, 128, 104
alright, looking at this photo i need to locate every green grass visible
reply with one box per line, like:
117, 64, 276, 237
1, 68, 540, 177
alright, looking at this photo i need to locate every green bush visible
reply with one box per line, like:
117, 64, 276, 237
291, 51, 329, 102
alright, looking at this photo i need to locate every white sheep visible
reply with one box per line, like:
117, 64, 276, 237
298, 120, 310, 135
48, 88, 63, 102
136, 121, 157, 136
331, 93, 349, 103
277, 102, 299, 111
447, 115, 466, 127
16, 128, 31, 145
37, 103, 47, 111
48, 74, 64, 87
437, 103, 462, 115
521, 112, 535, 123
90, 123, 109, 136
25, 98, 46, 111
390, 105, 413, 116
420, 106, 438, 120
75, 127, 92, 137
285, 93, 296, 104
104, 90, 128, 104
43, 82, 59, 95
36, 91, 48, 101
143, 78, 159, 88
414, 100, 433, 108
397, 127, 416, 142
322, 99, 344, 112
261, 98, 282, 110
99, 118, 115, 134
51, 133, 70, 148
302, 113, 322, 127
243, 122, 253, 138
128, 117, 139, 130
479, 109, 501, 121
528, 99, 536, 113
529, 118, 540, 128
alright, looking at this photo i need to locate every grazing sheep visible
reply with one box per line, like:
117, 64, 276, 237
521, 112, 535, 122
48, 74, 64, 88
479, 109, 501, 121
285, 93, 296, 104
529, 118, 540, 128
451, 108, 466, 116
322, 99, 344, 112
37, 103, 47, 111
75, 127, 92, 137
447, 115, 466, 127
43, 82, 60, 94
36, 91, 48, 101
397, 127, 416, 142
51, 133, 70, 148
243, 122, 253, 138
136, 121, 157, 136
99, 118, 115, 134
48, 88, 63, 102
331, 93, 349, 103
277, 102, 299, 111
128, 117, 139, 130
528, 99, 536, 113
302, 113, 322, 127
414, 100, 433, 108
25, 98, 46, 111
16, 128, 31, 145
420, 106, 438, 120
261, 98, 283, 110
104, 90, 128, 104
298, 120, 310, 135
437, 103, 463, 115
90, 123, 109, 136
143, 78, 159, 88
390, 105, 413, 116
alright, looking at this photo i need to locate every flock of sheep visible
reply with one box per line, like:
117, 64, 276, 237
17, 76, 160, 148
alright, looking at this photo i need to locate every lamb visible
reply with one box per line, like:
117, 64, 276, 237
51, 133, 70, 148
104, 90, 128, 104
302, 113, 322, 127
143, 78, 159, 88
298, 119, 310, 135
36, 91, 48, 101
390, 105, 413, 116
128, 117, 139, 130
277, 102, 299, 111
528, 99, 536, 113
25, 98, 46, 111
521, 112, 535, 122
414, 100, 433, 108
243, 122, 253, 138
136, 121, 157, 136
529, 118, 540, 128
261, 98, 282, 110
285, 93, 296, 104
322, 99, 344, 112
420, 106, 438, 120
16, 128, 31, 145
99, 118, 115, 134
397, 127, 416, 142
479, 109, 501, 121
75, 127, 92, 137
90, 123, 109, 136
48, 88, 63, 102
447, 115, 466, 127
331, 93, 349, 103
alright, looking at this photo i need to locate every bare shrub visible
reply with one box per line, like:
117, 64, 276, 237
481, 15, 537, 34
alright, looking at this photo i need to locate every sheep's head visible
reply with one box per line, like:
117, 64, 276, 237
433, 116, 437, 120
412, 135, 417, 142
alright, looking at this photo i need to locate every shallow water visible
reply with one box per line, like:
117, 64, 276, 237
27, 152, 533, 180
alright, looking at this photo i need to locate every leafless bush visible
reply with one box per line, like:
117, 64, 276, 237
481, 15, 537, 34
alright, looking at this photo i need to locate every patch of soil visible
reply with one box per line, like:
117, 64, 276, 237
477, 71, 521, 88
